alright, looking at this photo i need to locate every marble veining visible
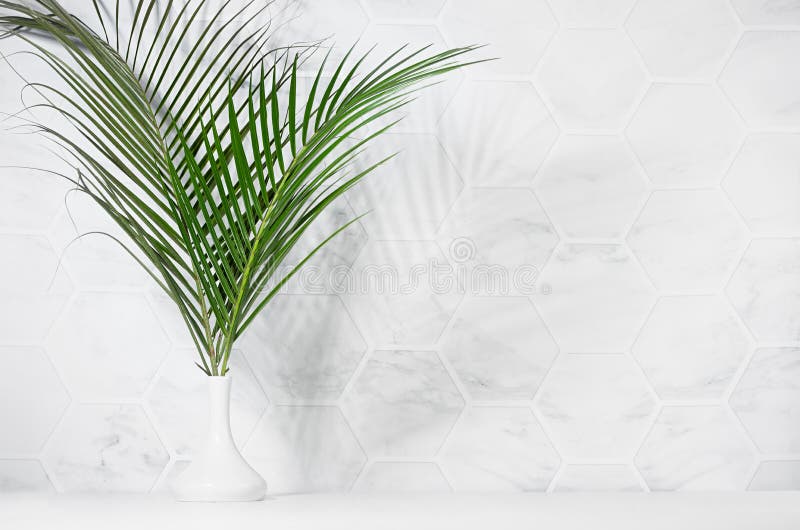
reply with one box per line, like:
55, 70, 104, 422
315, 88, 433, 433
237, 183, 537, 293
536, 354, 655, 460
0, 234, 72, 344
534, 244, 656, 352
731, 348, 800, 453
727, 239, 800, 341
628, 190, 748, 291
0, 347, 68, 454
46, 293, 171, 401
342, 350, 463, 457
627, 85, 744, 187
546, 0, 636, 28
243, 406, 366, 493
0, 460, 54, 493
437, 188, 558, 295
441, 297, 558, 400
438, 81, 558, 187
534, 135, 648, 239
730, 0, 800, 24
343, 240, 462, 345
241, 295, 367, 403
42, 404, 168, 492
720, 32, 800, 128
0, 166, 68, 231
636, 407, 755, 491
625, 0, 740, 78
633, 296, 752, 400
535, 30, 648, 129
440, 0, 556, 76
724, 134, 800, 236
440, 407, 560, 492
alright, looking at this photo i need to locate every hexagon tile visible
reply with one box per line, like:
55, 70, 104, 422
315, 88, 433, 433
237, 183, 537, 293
533, 244, 656, 352
547, 0, 636, 28
439, 0, 556, 76
0, 234, 72, 344
437, 188, 559, 295
0, 460, 54, 493
349, 133, 463, 240
0, 166, 68, 231
343, 240, 462, 346
243, 406, 366, 493
440, 407, 560, 492
625, 0, 740, 79
46, 292, 171, 401
535, 29, 648, 130
636, 406, 756, 491
240, 294, 366, 403
731, 348, 800, 454
724, 134, 800, 236
748, 461, 800, 492
720, 32, 800, 128
633, 296, 752, 400
626, 85, 744, 188
727, 239, 800, 342
535, 135, 648, 239
0, 347, 69, 454
341, 350, 463, 457
536, 354, 655, 460
440, 297, 558, 401
730, 0, 800, 25
42, 404, 168, 492
437, 81, 558, 187
627, 190, 748, 291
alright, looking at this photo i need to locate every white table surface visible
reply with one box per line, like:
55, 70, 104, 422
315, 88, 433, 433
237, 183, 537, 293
2, 492, 799, 530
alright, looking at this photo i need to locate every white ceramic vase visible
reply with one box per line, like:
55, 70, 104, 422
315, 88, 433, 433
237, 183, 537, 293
170, 375, 267, 502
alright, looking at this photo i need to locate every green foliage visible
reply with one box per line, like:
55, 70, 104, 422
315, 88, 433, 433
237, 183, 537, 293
0, 0, 479, 375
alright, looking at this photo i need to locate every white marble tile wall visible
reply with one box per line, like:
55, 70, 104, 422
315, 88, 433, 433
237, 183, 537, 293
1, 0, 800, 494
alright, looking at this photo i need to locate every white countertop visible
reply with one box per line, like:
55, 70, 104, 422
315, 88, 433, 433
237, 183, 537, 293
2, 492, 799, 529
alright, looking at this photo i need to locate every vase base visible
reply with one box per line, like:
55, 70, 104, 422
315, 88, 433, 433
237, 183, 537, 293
171, 463, 267, 502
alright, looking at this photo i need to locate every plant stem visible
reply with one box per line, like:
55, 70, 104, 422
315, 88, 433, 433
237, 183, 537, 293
194, 271, 218, 376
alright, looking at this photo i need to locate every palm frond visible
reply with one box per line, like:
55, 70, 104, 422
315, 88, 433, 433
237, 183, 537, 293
0, 0, 483, 375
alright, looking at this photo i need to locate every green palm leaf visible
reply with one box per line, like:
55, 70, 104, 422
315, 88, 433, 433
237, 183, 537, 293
0, 0, 482, 375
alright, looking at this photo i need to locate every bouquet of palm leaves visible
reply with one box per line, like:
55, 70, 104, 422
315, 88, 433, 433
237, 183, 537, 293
0, 0, 479, 376
0, 0, 479, 501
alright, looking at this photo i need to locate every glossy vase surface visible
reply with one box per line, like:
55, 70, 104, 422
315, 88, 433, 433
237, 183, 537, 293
171, 375, 266, 502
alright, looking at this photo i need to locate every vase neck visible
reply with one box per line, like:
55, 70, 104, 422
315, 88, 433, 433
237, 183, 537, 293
206, 376, 235, 447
